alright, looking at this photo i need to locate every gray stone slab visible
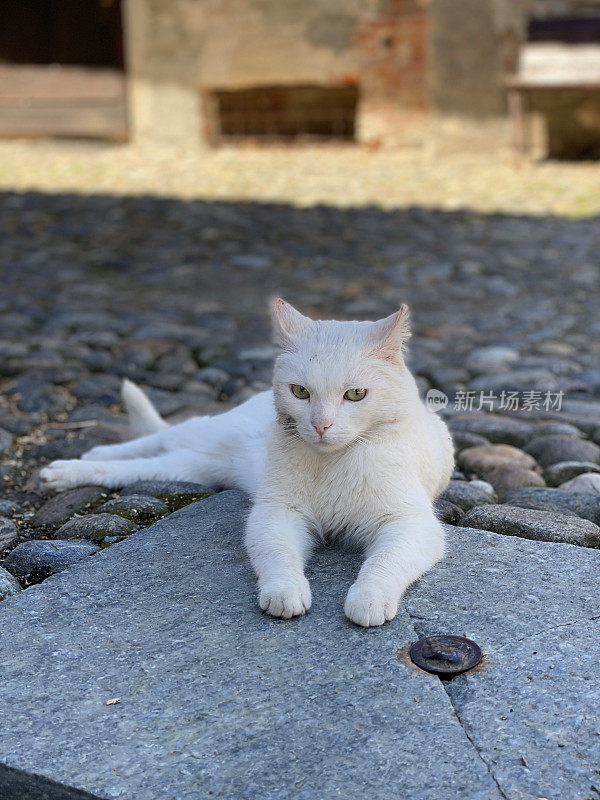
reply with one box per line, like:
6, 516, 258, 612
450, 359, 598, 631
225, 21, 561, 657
407, 526, 600, 800
0, 492, 501, 800
407, 525, 600, 651
1, 496, 600, 800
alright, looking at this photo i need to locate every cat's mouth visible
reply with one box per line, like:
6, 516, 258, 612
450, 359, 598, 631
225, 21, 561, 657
308, 435, 347, 452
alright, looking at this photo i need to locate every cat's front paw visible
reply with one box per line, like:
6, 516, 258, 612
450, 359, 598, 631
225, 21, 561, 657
39, 460, 95, 492
344, 582, 398, 628
259, 575, 312, 619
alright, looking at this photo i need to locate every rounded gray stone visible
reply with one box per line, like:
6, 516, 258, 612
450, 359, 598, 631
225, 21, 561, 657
434, 498, 465, 525
466, 346, 519, 374
524, 435, 600, 469
194, 366, 230, 389
54, 513, 135, 542
451, 431, 490, 452
503, 496, 579, 517
0, 517, 17, 536
0, 517, 19, 554
98, 495, 168, 522
505, 487, 600, 524
462, 504, 600, 546
33, 486, 108, 529
458, 443, 537, 475
544, 461, 600, 487
467, 369, 557, 393
0, 427, 12, 455
532, 421, 583, 439
4, 540, 99, 584
0, 499, 19, 515
559, 473, 600, 494
449, 416, 533, 448
482, 465, 545, 500
440, 480, 497, 512
0, 565, 21, 598
121, 480, 214, 498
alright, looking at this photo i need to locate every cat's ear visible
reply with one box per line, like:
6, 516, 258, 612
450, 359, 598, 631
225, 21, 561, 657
271, 298, 312, 350
369, 304, 411, 362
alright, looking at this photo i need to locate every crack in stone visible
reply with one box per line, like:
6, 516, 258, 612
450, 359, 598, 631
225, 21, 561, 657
406, 613, 509, 799
440, 690, 510, 800
500, 613, 600, 650
405, 609, 600, 799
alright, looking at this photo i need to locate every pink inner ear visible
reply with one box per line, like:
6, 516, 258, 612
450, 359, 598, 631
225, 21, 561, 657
369, 305, 410, 362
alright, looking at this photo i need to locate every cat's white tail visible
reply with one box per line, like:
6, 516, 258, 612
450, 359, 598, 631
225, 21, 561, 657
121, 378, 169, 436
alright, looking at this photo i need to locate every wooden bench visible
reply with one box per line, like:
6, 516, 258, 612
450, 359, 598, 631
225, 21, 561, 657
506, 43, 600, 156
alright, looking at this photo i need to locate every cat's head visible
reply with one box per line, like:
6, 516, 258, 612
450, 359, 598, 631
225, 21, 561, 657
271, 298, 413, 452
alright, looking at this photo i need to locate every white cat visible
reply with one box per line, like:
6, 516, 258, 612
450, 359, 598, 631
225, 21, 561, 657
40, 299, 453, 627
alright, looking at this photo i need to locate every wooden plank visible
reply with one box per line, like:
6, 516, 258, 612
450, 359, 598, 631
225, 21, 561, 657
508, 43, 600, 88
0, 65, 126, 100
0, 64, 127, 139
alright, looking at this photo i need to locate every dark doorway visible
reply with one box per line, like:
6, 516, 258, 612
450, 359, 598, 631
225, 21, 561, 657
0, 0, 124, 69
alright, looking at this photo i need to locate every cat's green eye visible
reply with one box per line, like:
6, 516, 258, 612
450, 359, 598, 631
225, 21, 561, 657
344, 388, 367, 402
291, 384, 310, 399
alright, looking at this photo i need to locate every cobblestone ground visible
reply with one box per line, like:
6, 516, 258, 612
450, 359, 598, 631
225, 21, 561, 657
0, 142, 599, 590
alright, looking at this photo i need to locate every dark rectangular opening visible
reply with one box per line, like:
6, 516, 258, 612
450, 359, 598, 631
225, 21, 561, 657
0, 0, 124, 69
209, 84, 358, 142
528, 16, 600, 43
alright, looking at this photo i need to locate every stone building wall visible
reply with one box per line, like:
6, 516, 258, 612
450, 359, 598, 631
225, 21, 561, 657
123, 0, 600, 151
124, 0, 431, 146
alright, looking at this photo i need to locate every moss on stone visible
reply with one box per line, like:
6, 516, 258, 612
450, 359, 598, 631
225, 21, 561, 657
157, 492, 213, 512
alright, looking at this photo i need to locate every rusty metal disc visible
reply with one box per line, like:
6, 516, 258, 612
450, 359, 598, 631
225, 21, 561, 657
409, 635, 482, 676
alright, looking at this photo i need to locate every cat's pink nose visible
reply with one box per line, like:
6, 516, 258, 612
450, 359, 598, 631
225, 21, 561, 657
313, 422, 332, 437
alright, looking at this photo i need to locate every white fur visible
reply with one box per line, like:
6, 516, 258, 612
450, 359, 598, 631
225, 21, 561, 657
40, 300, 453, 627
